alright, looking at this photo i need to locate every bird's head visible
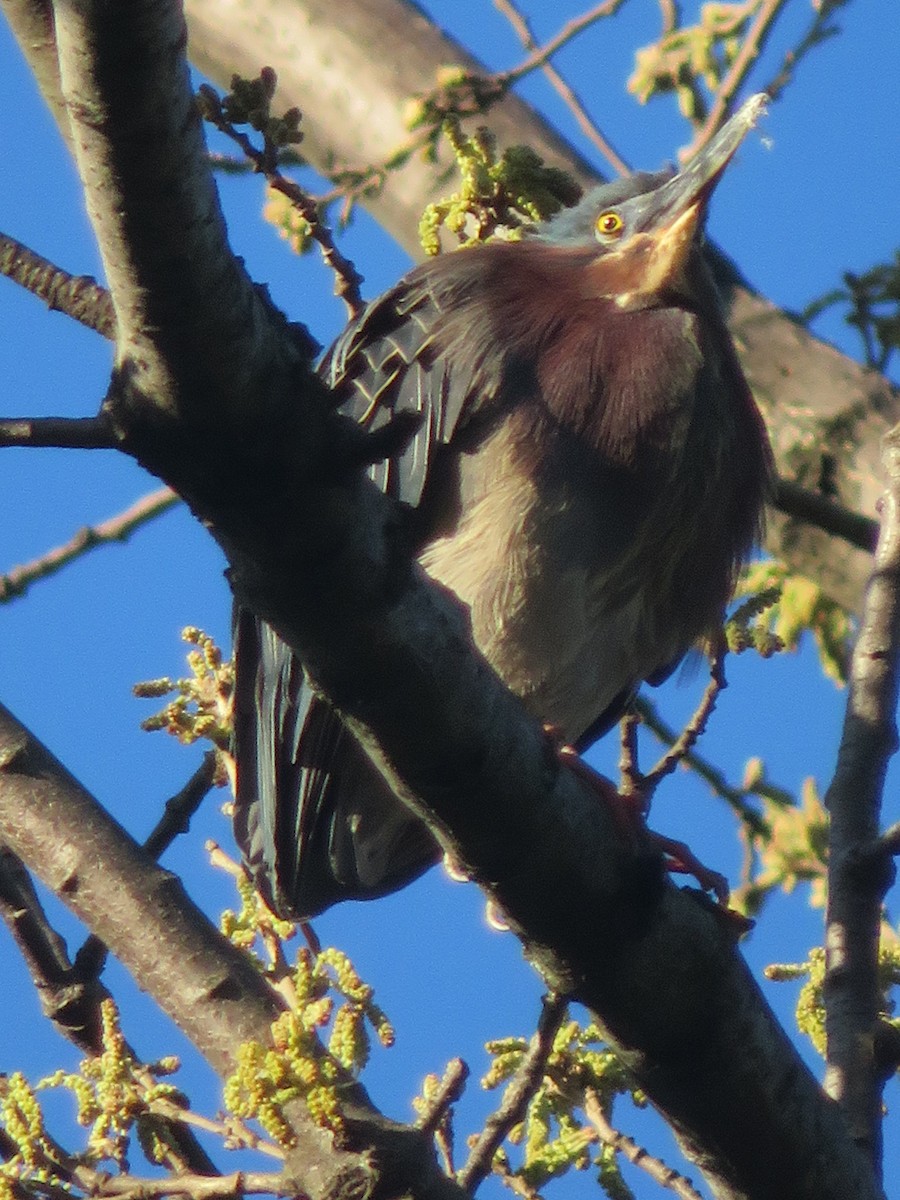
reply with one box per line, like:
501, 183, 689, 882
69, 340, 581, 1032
537, 94, 767, 310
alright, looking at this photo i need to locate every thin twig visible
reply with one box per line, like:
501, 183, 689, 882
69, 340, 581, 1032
144, 752, 220, 859
493, 0, 630, 175
0, 486, 179, 603
658, 0, 680, 35
583, 1089, 705, 1200
415, 1058, 469, 1175
199, 89, 364, 318
148, 1099, 285, 1161
634, 697, 769, 836
643, 640, 728, 790
0, 231, 115, 338
680, 0, 784, 162
762, 0, 850, 102
617, 710, 643, 798
416, 1058, 470, 1136
498, 0, 628, 86
457, 993, 568, 1192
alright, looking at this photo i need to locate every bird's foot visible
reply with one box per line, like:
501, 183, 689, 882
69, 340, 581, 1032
546, 725, 731, 908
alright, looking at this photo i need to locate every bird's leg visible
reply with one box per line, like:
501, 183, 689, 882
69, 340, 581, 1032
547, 726, 729, 905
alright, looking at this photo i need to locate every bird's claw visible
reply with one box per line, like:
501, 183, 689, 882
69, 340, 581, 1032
547, 724, 735, 909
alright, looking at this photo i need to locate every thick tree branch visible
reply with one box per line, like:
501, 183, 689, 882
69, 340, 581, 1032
823, 426, 900, 1169
0, 702, 465, 1200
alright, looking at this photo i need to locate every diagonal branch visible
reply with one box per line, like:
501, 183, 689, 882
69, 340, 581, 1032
492, 0, 631, 175
0, 701, 464, 1200
0, 486, 179, 604
0, 231, 114, 337
458, 993, 569, 1192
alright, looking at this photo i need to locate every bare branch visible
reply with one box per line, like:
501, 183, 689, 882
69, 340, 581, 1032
492, 0, 631, 176
143, 750, 220, 860
773, 478, 878, 553
823, 425, 900, 1169
0, 231, 114, 337
197, 84, 364, 319
0, 486, 179, 604
67, 1167, 299, 1200
498, 0, 629, 87
643, 641, 728, 791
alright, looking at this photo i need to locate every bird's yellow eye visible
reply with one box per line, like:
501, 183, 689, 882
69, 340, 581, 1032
595, 210, 624, 238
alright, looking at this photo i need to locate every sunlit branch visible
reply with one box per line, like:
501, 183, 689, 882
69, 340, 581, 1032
0, 486, 179, 604
0, 231, 114, 337
457, 993, 568, 1192
583, 1089, 705, 1200
823, 422, 900, 1170
0, 415, 117, 449
681, 0, 786, 162
493, 0, 630, 176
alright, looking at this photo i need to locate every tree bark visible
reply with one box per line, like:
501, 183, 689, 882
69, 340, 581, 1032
0, 2, 893, 1198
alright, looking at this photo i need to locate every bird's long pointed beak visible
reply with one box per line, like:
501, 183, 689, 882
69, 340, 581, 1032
634, 94, 767, 292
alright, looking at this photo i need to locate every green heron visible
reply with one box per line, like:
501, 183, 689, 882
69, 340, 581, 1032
233, 95, 772, 920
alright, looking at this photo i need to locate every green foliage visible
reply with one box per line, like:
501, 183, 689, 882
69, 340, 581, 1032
223, 945, 394, 1143
483, 1017, 644, 1197
0, 1001, 183, 1200
803, 250, 900, 375
134, 626, 234, 750
735, 560, 853, 686
629, 3, 751, 121
724, 584, 785, 659
733, 773, 829, 917
418, 118, 580, 254
767, 940, 900, 1067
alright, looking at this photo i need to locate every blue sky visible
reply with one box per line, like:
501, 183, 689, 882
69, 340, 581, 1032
1, 1, 899, 1195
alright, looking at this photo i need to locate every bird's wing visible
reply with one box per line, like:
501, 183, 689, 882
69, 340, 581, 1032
321, 266, 497, 506
233, 267, 485, 917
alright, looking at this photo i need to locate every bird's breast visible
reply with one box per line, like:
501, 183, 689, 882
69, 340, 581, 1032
416, 416, 687, 742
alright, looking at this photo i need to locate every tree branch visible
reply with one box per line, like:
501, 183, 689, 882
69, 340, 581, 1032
823, 425, 900, 1170
458, 993, 569, 1192
0, 486, 179, 603
0, 701, 464, 1200
0, 416, 117, 448
0, 230, 115, 336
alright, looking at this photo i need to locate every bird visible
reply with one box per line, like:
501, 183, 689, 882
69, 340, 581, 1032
232, 95, 772, 921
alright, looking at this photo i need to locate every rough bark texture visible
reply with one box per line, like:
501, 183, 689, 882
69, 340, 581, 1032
0, 2, 895, 1198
